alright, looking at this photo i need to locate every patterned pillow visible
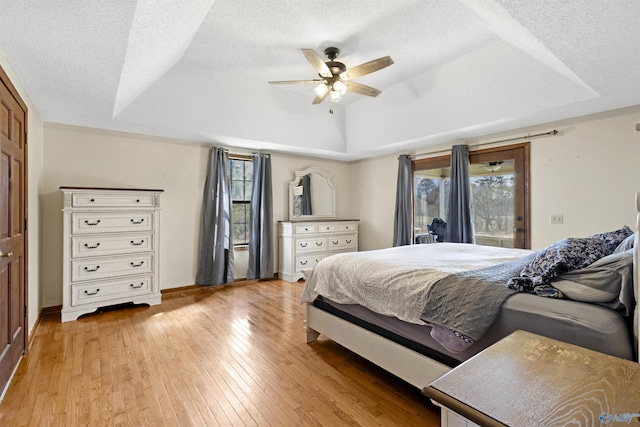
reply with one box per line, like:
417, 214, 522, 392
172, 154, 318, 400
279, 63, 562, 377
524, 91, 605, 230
589, 226, 633, 255
508, 237, 608, 293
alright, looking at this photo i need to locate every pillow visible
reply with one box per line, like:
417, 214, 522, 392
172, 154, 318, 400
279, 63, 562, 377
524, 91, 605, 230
589, 225, 633, 255
613, 232, 635, 254
551, 249, 634, 315
507, 237, 608, 293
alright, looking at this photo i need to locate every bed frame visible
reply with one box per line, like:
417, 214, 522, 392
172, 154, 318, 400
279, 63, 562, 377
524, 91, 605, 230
305, 192, 640, 389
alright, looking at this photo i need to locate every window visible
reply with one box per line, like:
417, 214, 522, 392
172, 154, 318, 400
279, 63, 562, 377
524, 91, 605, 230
229, 157, 252, 246
413, 143, 530, 248
414, 170, 449, 240
470, 162, 515, 248
413, 156, 450, 243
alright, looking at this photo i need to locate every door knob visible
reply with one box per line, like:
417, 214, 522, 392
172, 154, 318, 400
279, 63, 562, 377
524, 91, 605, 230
0, 250, 13, 258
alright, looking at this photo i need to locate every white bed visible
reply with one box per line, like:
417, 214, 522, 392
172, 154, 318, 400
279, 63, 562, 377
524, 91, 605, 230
303, 193, 640, 389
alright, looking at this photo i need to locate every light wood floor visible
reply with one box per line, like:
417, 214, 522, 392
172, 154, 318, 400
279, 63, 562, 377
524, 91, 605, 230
0, 279, 440, 426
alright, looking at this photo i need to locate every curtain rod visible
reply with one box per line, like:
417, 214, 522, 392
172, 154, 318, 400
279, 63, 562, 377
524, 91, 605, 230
413, 129, 558, 158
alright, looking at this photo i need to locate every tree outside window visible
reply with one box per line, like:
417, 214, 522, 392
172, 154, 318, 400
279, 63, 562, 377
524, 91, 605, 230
471, 174, 514, 238
414, 174, 448, 236
230, 157, 252, 246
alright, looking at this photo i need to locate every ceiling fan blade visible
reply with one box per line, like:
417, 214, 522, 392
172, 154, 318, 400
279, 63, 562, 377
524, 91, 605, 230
312, 90, 329, 105
302, 49, 333, 78
341, 56, 394, 81
346, 82, 381, 97
269, 79, 323, 85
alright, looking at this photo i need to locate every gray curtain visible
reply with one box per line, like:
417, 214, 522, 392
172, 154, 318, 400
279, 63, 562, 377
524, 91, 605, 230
196, 147, 234, 285
301, 174, 312, 215
446, 145, 475, 243
247, 153, 274, 279
393, 154, 413, 247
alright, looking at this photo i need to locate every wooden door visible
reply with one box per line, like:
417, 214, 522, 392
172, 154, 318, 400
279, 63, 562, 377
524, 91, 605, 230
0, 65, 27, 394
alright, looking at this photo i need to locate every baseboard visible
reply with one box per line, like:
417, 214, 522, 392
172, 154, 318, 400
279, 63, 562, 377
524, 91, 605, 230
41, 305, 62, 315
27, 305, 61, 351
161, 277, 279, 295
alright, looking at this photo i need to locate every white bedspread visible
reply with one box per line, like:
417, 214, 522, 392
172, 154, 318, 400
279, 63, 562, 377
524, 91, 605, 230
300, 243, 532, 325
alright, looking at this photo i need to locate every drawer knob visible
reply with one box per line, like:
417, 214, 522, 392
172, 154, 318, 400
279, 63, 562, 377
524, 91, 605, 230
84, 243, 100, 249
90, 198, 95, 202
130, 218, 144, 224
300, 260, 308, 266
316, 242, 323, 246
83, 266, 100, 272
130, 282, 144, 289
300, 243, 308, 248
0, 250, 13, 258
332, 240, 338, 244
84, 219, 101, 226
136, 199, 140, 203
130, 240, 144, 246
346, 240, 352, 244
84, 288, 100, 296
130, 261, 145, 268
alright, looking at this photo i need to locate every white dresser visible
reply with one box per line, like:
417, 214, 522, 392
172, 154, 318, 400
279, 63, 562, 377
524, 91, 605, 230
60, 187, 163, 322
278, 220, 359, 282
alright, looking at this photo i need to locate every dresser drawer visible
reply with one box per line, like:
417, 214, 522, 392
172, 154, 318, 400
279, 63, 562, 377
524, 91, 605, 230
71, 275, 154, 307
338, 223, 358, 232
318, 224, 338, 233
296, 237, 328, 254
329, 236, 357, 251
296, 255, 325, 272
72, 192, 156, 208
71, 253, 153, 282
72, 212, 154, 234
295, 224, 317, 234
72, 232, 154, 258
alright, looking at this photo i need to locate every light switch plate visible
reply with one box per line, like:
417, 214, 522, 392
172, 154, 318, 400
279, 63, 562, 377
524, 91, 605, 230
550, 213, 563, 224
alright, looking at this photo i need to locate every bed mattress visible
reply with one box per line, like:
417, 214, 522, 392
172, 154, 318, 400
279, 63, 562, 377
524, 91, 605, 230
315, 292, 634, 364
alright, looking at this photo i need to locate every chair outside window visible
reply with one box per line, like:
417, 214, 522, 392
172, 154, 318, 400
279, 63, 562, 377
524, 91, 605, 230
428, 218, 446, 242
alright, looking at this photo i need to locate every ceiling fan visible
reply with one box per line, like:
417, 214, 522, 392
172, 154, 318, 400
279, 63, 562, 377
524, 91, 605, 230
269, 47, 394, 104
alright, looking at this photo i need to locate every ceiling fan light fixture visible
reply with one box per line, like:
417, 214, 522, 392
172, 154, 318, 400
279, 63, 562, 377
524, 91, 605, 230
485, 161, 502, 172
270, 47, 393, 105
332, 80, 347, 95
314, 82, 329, 97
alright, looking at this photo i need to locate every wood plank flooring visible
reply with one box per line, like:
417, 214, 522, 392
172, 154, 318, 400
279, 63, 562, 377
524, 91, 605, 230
0, 279, 440, 426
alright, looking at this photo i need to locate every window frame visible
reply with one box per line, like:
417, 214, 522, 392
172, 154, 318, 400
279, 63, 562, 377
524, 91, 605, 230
228, 154, 253, 248
412, 142, 530, 248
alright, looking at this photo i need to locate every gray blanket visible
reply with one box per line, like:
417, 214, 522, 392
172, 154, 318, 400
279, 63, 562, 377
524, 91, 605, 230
420, 253, 537, 342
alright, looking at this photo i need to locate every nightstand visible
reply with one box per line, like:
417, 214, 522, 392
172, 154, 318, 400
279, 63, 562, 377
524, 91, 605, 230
423, 330, 640, 427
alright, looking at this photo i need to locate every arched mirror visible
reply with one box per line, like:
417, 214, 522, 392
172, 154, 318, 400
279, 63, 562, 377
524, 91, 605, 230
289, 167, 336, 220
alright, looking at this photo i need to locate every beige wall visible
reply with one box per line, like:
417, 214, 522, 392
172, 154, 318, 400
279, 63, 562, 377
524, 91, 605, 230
1, 48, 45, 334
41, 124, 351, 307
11, 40, 639, 313
350, 105, 640, 251
41, 106, 640, 308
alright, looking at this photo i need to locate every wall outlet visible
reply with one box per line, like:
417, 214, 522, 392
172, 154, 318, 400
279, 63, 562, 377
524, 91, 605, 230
550, 213, 563, 224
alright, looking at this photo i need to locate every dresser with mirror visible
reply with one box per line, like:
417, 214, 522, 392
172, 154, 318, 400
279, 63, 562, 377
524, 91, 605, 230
278, 167, 359, 282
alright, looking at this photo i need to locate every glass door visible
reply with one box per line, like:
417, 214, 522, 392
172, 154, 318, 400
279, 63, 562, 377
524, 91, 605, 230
413, 143, 530, 249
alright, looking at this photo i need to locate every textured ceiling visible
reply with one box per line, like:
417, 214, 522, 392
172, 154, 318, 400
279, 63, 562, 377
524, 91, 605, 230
1, 0, 638, 160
